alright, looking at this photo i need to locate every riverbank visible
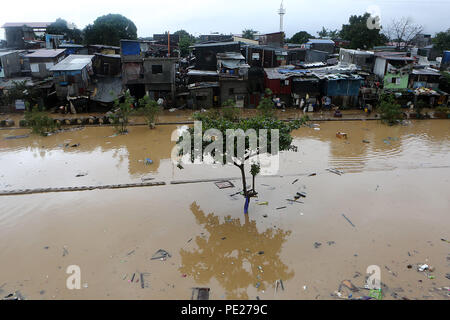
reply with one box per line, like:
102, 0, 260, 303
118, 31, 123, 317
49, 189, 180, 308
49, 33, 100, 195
1, 108, 448, 130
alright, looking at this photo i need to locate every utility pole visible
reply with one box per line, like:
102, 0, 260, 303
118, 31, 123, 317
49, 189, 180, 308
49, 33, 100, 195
167, 31, 171, 57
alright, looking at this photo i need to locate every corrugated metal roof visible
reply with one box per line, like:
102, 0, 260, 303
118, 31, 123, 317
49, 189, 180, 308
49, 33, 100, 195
192, 41, 239, 48
217, 52, 245, 60
307, 39, 335, 44
2, 22, 51, 28
188, 70, 219, 76
412, 68, 441, 76
58, 44, 85, 48
0, 50, 20, 57
49, 55, 94, 71
25, 49, 66, 58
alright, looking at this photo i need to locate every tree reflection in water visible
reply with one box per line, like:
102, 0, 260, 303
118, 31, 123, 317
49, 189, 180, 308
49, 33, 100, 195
179, 202, 294, 299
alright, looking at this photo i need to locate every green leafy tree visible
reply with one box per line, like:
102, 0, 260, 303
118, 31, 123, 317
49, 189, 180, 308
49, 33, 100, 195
340, 13, 387, 49
379, 94, 403, 125
242, 29, 258, 40
289, 31, 312, 44
176, 112, 305, 214
174, 30, 194, 56
138, 95, 161, 129
317, 27, 339, 39
83, 14, 137, 46
47, 18, 83, 43
109, 90, 134, 134
24, 105, 59, 136
433, 29, 450, 52
257, 89, 275, 118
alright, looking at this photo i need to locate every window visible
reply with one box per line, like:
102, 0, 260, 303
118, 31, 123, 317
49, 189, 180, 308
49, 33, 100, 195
391, 77, 400, 84
152, 65, 163, 74
229, 88, 234, 95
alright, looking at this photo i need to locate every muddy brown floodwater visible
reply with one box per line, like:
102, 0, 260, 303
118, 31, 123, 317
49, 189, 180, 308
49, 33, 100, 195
0, 120, 449, 300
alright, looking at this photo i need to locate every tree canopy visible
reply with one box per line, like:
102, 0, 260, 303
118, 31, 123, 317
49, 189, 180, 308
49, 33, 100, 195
174, 30, 194, 56
83, 14, 137, 46
317, 27, 340, 39
242, 29, 258, 40
340, 13, 388, 49
288, 31, 312, 44
433, 29, 450, 52
47, 18, 82, 43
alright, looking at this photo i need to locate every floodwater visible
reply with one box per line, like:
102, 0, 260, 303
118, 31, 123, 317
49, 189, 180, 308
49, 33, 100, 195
0, 120, 449, 300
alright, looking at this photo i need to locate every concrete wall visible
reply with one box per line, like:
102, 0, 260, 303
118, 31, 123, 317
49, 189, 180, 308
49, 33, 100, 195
220, 80, 248, 107
0, 51, 22, 78
143, 58, 176, 84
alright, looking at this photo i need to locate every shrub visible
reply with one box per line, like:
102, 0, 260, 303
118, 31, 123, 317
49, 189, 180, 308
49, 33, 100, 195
24, 105, 59, 136
379, 94, 403, 125
109, 91, 134, 134
138, 95, 161, 128
222, 106, 241, 121
257, 89, 275, 118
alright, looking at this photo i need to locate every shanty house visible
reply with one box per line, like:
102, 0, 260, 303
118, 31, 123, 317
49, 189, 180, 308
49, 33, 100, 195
191, 42, 241, 71
121, 40, 178, 101
374, 53, 415, 90
2, 22, 50, 49
0, 51, 22, 78
25, 49, 66, 78
49, 54, 95, 100
409, 68, 441, 89
306, 39, 335, 54
339, 48, 375, 72
217, 52, 249, 107
90, 53, 123, 105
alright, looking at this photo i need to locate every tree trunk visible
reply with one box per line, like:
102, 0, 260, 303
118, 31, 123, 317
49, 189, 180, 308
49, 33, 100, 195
239, 164, 247, 198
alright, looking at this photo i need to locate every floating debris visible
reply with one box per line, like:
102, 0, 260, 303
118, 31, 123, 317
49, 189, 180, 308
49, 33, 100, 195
191, 288, 210, 300
327, 168, 344, 176
342, 214, 356, 228
151, 249, 172, 260
215, 181, 234, 189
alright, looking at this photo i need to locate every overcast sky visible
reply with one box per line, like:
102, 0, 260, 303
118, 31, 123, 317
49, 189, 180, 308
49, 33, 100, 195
1, 0, 449, 40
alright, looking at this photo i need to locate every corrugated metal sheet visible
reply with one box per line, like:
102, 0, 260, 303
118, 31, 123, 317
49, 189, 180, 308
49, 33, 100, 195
2, 22, 51, 28
49, 55, 94, 71
90, 77, 123, 103
25, 49, 66, 58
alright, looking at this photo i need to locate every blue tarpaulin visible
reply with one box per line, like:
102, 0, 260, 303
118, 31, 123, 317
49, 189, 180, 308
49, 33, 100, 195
121, 41, 140, 56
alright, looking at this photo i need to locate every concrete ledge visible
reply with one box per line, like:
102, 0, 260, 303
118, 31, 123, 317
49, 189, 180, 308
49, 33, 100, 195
0, 181, 166, 196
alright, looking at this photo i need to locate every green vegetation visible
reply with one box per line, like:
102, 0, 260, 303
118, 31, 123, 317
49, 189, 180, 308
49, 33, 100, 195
83, 14, 137, 46
174, 30, 195, 56
177, 108, 307, 214
109, 91, 134, 134
4, 80, 43, 110
288, 31, 312, 44
378, 94, 403, 125
242, 29, 258, 40
257, 89, 275, 118
47, 18, 82, 43
340, 13, 388, 49
24, 105, 59, 136
138, 95, 162, 129
433, 28, 450, 52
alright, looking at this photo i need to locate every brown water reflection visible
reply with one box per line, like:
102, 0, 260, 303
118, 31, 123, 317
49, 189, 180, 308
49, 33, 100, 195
179, 202, 294, 300
0, 120, 449, 189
